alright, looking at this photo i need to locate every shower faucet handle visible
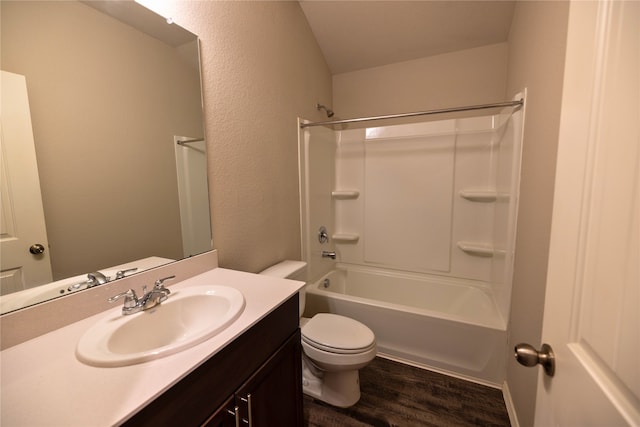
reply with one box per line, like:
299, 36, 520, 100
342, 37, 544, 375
318, 226, 329, 244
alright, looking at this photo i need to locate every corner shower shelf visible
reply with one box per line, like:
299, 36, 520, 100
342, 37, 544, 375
332, 233, 360, 243
331, 190, 360, 200
459, 190, 497, 202
459, 189, 512, 202
457, 241, 495, 257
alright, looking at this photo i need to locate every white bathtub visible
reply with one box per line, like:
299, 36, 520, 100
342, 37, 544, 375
304, 265, 507, 387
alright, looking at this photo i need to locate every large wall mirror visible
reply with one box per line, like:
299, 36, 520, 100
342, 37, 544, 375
0, 0, 212, 314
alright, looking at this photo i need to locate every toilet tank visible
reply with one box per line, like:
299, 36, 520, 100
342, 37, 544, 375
259, 260, 307, 280
259, 260, 307, 317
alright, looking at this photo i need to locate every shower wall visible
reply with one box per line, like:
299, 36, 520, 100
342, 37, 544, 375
299, 122, 336, 282
300, 101, 524, 324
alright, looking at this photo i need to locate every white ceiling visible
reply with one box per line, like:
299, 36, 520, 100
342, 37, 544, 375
83, 1, 195, 47
299, 1, 516, 75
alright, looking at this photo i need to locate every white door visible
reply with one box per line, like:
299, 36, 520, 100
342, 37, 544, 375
0, 71, 53, 295
533, 1, 639, 425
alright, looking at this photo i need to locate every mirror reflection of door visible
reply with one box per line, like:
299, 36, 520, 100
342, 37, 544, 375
0, 71, 53, 295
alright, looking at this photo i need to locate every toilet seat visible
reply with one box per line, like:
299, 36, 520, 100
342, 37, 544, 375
301, 313, 376, 354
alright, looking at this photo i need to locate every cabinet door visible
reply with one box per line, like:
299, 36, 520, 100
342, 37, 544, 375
202, 396, 237, 427
235, 330, 302, 427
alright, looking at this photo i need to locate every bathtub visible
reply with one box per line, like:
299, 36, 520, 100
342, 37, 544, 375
304, 265, 507, 387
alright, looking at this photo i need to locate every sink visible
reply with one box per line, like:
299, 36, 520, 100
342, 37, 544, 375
76, 285, 245, 367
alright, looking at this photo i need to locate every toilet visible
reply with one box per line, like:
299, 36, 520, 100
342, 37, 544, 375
260, 260, 376, 408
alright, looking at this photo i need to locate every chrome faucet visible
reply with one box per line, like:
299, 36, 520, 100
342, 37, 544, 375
68, 271, 110, 292
322, 251, 337, 259
108, 275, 175, 315
87, 271, 108, 287
67, 268, 139, 293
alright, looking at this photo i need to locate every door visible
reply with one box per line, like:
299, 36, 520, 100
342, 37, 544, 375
534, 1, 639, 425
235, 331, 303, 427
0, 71, 53, 295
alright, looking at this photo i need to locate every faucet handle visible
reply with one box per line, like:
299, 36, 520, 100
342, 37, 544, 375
108, 289, 138, 308
154, 275, 175, 290
115, 267, 138, 280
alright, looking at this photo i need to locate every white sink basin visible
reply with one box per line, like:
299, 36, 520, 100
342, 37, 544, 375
76, 285, 245, 367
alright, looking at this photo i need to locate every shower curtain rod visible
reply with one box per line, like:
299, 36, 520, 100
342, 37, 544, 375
176, 138, 205, 145
300, 99, 524, 128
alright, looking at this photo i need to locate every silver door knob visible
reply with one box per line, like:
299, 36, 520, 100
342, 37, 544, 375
514, 343, 555, 377
29, 244, 45, 255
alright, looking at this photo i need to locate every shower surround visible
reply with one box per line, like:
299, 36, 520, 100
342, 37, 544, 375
299, 98, 524, 386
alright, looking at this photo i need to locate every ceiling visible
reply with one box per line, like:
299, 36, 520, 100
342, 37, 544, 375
299, 1, 516, 75
83, 1, 195, 47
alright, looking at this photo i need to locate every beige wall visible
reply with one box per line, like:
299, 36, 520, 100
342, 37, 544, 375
505, 2, 570, 426
1, 1, 202, 280
332, 43, 509, 119
149, 1, 333, 272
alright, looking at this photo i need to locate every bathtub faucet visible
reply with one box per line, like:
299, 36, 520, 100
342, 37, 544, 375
322, 251, 336, 260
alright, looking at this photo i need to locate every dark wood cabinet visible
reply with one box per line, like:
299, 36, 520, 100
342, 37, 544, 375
204, 331, 302, 427
124, 295, 302, 427
203, 396, 237, 427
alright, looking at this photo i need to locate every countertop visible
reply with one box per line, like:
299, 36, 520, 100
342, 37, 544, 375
0, 267, 304, 426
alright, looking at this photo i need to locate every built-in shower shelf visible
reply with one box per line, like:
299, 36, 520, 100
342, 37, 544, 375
459, 190, 512, 202
331, 190, 360, 200
332, 233, 360, 243
457, 241, 495, 257
459, 190, 497, 202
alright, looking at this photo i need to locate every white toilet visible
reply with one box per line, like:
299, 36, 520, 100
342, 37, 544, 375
260, 260, 376, 408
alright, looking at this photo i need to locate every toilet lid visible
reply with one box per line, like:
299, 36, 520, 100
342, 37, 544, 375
301, 313, 375, 353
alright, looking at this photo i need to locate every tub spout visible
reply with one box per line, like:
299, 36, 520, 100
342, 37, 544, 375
322, 251, 336, 259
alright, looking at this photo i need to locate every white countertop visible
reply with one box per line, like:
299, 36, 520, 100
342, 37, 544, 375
0, 267, 303, 427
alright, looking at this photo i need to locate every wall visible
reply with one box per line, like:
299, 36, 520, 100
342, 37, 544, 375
146, 1, 333, 272
332, 43, 508, 119
504, 2, 570, 426
1, 1, 200, 279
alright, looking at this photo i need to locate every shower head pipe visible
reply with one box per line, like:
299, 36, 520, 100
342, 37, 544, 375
316, 103, 334, 118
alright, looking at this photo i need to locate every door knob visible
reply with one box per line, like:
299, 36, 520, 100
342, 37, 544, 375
514, 343, 555, 377
29, 244, 45, 255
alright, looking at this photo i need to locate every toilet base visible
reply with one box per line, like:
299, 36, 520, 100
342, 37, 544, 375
302, 358, 361, 408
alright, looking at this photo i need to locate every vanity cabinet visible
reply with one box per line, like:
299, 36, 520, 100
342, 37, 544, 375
203, 331, 301, 427
124, 295, 303, 427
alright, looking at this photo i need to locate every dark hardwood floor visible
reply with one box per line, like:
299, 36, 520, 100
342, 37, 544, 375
304, 357, 511, 427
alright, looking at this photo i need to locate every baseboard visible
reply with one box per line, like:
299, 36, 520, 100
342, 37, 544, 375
502, 381, 521, 427
376, 352, 501, 389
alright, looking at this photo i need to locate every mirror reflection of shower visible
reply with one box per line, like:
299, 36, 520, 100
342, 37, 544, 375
316, 103, 334, 118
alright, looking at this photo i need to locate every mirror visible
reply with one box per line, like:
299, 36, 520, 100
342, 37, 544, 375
0, 0, 212, 314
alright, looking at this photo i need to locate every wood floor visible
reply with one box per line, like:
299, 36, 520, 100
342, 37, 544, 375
303, 357, 511, 427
